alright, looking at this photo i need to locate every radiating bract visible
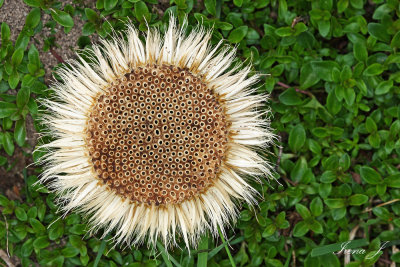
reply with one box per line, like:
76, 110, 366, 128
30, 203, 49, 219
38, 19, 273, 249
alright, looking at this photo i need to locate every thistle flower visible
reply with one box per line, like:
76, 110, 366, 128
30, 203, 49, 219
38, 19, 273, 250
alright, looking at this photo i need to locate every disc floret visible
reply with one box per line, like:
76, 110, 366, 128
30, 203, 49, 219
86, 64, 229, 205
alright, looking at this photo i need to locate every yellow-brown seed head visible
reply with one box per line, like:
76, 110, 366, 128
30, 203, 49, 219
85, 64, 229, 205
40, 22, 272, 250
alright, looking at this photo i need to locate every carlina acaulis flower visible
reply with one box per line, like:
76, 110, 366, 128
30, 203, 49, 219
38, 18, 274, 250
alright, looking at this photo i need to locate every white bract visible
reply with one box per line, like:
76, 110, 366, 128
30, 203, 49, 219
38, 19, 273, 250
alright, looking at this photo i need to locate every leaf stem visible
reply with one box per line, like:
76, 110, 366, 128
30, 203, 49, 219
276, 81, 313, 97
93, 238, 107, 267
156, 242, 181, 267
50, 48, 64, 63
218, 227, 236, 267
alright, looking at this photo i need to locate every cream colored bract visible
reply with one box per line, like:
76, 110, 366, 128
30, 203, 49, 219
38, 19, 273, 250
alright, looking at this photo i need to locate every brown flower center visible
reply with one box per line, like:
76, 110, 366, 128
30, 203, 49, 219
85, 64, 228, 205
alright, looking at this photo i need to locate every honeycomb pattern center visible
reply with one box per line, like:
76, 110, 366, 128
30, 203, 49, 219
85, 64, 229, 205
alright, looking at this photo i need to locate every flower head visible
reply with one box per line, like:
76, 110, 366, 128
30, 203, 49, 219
39, 19, 273, 249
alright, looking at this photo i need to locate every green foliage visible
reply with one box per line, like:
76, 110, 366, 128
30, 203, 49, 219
0, 13, 45, 158
1, 0, 400, 266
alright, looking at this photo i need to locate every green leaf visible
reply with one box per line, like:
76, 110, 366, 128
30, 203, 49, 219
1, 22, 10, 42
289, 124, 306, 152
110, 252, 123, 265
47, 256, 64, 267
326, 91, 341, 115
348, 194, 368, 206
17, 87, 30, 108
48, 226, 64, 240
373, 207, 391, 220
62, 247, 80, 258
290, 157, 308, 182
339, 153, 350, 171
325, 198, 345, 209
341, 66, 352, 82
21, 238, 34, 257
29, 218, 46, 233
14, 119, 26, 147
350, 0, 363, 9
372, 4, 393, 19
69, 224, 86, 235
23, 0, 41, 7
228, 26, 248, 43
33, 236, 50, 249
156, 242, 181, 267
310, 197, 323, 216
0, 156, 7, 166
197, 234, 208, 267
134, 1, 150, 23
8, 71, 20, 89
391, 31, 400, 48
368, 132, 381, 148
384, 174, 400, 188
2, 132, 14, 156
353, 41, 367, 61
0, 102, 17, 118
15, 206, 28, 221
293, 221, 309, 237
305, 254, 320, 266
356, 80, 368, 95
295, 203, 311, 219
275, 27, 293, 37
0, 195, 9, 206
15, 35, 29, 50
375, 80, 393, 95
94, 238, 107, 267
85, 8, 99, 22
27, 97, 38, 115
51, 9, 74, 28
240, 210, 252, 221
30, 81, 46, 94
37, 203, 46, 221
11, 48, 24, 67
275, 211, 286, 225
360, 166, 382, 185
300, 63, 320, 89
279, 87, 302, 105
216, 22, 233, 31
28, 44, 40, 70
69, 235, 84, 248
308, 139, 321, 154
96, 0, 104, 9
25, 8, 41, 29
204, 0, 216, 16
363, 63, 384, 76
230, 0, 242, 7
308, 220, 323, 234
320, 170, 336, 183
364, 251, 382, 265
368, 23, 390, 42
365, 117, 377, 133
331, 209, 344, 222
104, 0, 118, 11
3, 118, 13, 130
82, 22, 96, 36
262, 224, 277, 237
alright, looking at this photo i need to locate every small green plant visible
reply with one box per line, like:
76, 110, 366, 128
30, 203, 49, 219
0, 16, 45, 158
